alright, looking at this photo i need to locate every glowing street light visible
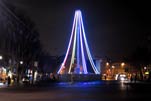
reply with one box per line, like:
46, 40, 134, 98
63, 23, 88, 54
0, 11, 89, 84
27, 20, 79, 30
0, 55, 3, 60
121, 62, 125, 67
20, 61, 23, 65
112, 66, 115, 68
106, 62, 109, 66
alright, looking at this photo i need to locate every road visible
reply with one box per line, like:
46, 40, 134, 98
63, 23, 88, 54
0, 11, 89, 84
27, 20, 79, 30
0, 80, 151, 101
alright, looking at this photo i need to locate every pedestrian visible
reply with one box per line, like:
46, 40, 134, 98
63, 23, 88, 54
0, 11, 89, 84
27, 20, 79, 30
71, 72, 74, 83
134, 74, 137, 83
7, 76, 11, 87
104, 75, 106, 80
52, 73, 56, 81
130, 75, 133, 83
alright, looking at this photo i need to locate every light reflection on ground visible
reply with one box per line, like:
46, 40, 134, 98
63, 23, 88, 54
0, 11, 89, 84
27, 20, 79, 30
0, 82, 7, 88
55, 81, 106, 87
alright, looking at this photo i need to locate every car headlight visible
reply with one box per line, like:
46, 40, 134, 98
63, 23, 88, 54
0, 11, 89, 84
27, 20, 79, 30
120, 77, 125, 81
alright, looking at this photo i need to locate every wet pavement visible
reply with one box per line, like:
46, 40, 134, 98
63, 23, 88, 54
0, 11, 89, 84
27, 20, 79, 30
0, 80, 151, 101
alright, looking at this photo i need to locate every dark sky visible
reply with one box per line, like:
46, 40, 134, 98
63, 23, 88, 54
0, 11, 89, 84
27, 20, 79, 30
5, 0, 151, 60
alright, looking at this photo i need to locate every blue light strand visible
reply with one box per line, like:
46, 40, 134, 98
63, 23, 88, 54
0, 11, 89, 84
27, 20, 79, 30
80, 15, 100, 74
68, 12, 78, 74
79, 13, 88, 74
57, 11, 77, 74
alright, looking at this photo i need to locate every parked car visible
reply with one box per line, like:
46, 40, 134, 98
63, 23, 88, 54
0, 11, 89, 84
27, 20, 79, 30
115, 73, 127, 81
22, 76, 30, 84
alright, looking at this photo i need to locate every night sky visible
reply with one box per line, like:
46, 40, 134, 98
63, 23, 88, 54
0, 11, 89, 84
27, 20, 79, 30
4, 0, 151, 60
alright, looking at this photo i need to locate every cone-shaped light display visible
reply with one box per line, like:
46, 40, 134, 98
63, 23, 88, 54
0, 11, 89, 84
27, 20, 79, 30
57, 10, 100, 74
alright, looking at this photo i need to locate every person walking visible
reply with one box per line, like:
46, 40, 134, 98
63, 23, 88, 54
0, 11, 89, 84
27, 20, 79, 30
7, 76, 11, 87
104, 75, 107, 80
130, 75, 133, 83
134, 74, 137, 83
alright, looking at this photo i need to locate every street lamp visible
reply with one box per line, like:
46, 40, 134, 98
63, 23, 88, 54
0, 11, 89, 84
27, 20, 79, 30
0, 55, 3, 60
121, 62, 125, 67
111, 65, 115, 78
20, 61, 23, 65
106, 62, 109, 66
112, 66, 115, 68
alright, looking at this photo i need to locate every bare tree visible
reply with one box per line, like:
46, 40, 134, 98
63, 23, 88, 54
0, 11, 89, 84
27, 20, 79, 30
0, 1, 43, 83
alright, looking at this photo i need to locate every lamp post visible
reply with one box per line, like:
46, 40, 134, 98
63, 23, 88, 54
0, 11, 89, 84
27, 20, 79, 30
121, 62, 125, 73
111, 65, 115, 79
17, 60, 23, 83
